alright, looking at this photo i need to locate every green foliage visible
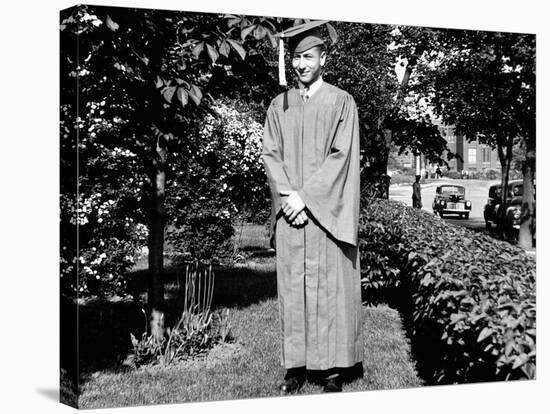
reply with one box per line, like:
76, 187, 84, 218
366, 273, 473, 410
359, 198, 536, 382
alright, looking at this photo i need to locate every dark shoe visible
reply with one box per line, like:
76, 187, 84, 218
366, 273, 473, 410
279, 368, 306, 394
279, 376, 305, 393
340, 362, 364, 383
323, 374, 342, 393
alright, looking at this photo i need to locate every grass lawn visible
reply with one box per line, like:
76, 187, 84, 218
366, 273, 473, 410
76, 225, 423, 409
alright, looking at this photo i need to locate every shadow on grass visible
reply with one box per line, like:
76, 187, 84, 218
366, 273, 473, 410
390, 292, 443, 385
63, 259, 277, 388
361, 287, 439, 385
364, 286, 495, 386
128, 259, 277, 309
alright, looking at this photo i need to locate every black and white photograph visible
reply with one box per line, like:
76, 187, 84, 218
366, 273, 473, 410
2, 0, 547, 413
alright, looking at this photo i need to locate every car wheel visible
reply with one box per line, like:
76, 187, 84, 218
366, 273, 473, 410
464, 213, 469, 219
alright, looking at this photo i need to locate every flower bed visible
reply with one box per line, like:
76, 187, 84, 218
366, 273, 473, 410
359, 198, 536, 383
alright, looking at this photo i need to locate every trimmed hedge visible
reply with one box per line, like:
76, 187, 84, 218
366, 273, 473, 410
359, 198, 536, 384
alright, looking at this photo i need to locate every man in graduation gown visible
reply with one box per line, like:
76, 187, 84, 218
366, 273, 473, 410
262, 21, 363, 394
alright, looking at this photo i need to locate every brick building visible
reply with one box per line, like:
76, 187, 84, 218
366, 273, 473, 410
438, 124, 501, 173
388, 123, 501, 175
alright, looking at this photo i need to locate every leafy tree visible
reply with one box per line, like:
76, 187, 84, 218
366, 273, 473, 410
60, 7, 152, 297
325, 23, 450, 197
388, 25, 452, 162
419, 29, 535, 246
60, 5, 283, 336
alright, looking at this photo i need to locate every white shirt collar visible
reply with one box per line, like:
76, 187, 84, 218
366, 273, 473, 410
304, 76, 323, 98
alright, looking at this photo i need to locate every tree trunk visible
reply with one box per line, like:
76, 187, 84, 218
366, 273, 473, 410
148, 134, 168, 340
518, 137, 536, 248
496, 140, 513, 237
361, 126, 391, 199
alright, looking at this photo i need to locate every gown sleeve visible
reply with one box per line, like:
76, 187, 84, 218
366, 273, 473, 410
297, 93, 361, 246
262, 101, 293, 243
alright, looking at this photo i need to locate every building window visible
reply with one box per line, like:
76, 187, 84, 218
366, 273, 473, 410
482, 147, 491, 163
440, 127, 456, 145
448, 133, 456, 144
468, 148, 476, 163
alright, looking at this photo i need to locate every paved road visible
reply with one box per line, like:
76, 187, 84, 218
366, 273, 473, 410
389, 179, 500, 232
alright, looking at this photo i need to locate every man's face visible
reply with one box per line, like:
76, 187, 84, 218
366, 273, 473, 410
291, 46, 326, 87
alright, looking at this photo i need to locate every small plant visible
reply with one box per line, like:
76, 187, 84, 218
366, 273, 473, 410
122, 309, 165, 369
123, 263, 233, 369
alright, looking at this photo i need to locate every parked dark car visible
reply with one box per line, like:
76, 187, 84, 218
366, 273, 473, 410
483, 183, 505, 229
432, 184, 472, 219
483, 180, 528, 238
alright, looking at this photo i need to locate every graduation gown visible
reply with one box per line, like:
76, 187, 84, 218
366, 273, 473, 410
262, 82, 363, 370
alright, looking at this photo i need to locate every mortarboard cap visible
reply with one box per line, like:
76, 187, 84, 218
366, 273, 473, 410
276, 20, 331, 87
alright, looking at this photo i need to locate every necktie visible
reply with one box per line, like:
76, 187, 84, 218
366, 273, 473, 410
302, 88, 309, 102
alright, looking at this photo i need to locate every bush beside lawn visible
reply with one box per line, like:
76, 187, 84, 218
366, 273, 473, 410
359, 198, 536, 383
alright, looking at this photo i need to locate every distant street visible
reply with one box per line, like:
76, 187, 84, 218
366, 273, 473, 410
389, 178, 500, 232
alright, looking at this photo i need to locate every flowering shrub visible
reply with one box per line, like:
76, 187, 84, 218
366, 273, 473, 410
60, 95, 149, 297
60, 191, 148, 296
198, 101, 268, 217
359, 198, 536, 383
166, 100, 269, 261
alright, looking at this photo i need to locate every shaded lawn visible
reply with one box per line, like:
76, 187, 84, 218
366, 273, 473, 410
79, 298, 422, 408
75, 258, 279, 376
